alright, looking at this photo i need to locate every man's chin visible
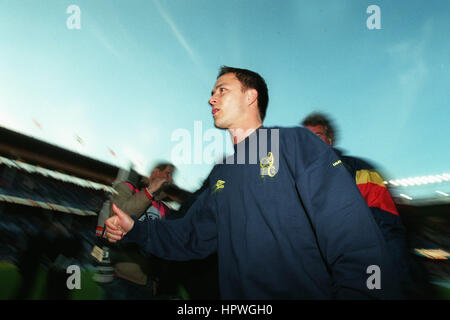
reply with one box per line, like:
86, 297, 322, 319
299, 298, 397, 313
213, 120, 227, 129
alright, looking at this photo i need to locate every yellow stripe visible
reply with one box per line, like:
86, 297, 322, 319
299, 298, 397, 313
333, 160, 342, 166
356, 170, 386, 188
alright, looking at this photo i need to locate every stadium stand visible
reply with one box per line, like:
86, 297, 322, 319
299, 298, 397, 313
0, 126, 119, 299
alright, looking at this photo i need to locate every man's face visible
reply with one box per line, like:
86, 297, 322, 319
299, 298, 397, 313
209, 73, 249, 129
150, 165, 174, 183
305, 125, 333, 146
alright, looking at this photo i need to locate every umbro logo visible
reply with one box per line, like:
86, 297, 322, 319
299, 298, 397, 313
214, 180, 225, 192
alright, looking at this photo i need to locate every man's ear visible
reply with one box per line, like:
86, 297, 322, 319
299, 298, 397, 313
246, 88, 258, 107
327, 137, 333, 146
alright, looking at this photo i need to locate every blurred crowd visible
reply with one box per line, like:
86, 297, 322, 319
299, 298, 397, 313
0, 164, 107, 212
0, 203, 99, 299
0, 112, 448, 299
0, 161, 220, 300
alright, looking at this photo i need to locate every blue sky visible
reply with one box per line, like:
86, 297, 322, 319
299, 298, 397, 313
0, 0, 448, 191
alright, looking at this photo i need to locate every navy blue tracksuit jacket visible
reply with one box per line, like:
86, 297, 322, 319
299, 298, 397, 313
122, 126, 403, 299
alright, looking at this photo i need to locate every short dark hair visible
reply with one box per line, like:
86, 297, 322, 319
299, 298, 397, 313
152, 162, 175, 173
301, 112, 338, 144
136, 162, 175, 189
218, 66, 269, 121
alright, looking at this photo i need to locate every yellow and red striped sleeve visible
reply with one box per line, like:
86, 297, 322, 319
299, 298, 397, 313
355, 169, 398, 216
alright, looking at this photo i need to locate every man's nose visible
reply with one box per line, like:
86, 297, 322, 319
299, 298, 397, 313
209, 95, 217, 106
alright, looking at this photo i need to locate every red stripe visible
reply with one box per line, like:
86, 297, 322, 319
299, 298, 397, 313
152, 201, 166, 218
357, 182, 398, 216
160, 204, 166, 218
125, 181, 154, 200
96, 226, 104, 237
144, 187, 153, 200
124, 182, 139, 193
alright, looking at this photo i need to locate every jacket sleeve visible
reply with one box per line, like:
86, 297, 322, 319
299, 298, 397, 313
292, 129, 403, 299
354, 167, 399, 216
355, 168, 409, 262
110, 182, 153, 218
121, 185, 218, 261
351, 160, 411, 289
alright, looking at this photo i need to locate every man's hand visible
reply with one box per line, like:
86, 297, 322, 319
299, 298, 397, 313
147, 176, 169, 194
105, 203, 135, 243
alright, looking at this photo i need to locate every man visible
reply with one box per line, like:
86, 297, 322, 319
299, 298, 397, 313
103, 163, 180, 299
301, 112, 411, 294
105, 66, 402, 299
113, 163, 175, 218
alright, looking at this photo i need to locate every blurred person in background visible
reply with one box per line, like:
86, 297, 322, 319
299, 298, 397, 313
301, 112, 412, 296
102, 162, 186, 300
